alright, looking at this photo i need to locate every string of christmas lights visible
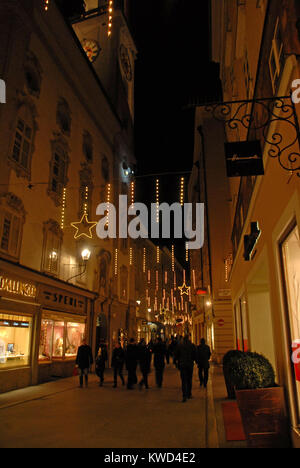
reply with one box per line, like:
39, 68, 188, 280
108, 0, 113, 37
61, 187, 67, 229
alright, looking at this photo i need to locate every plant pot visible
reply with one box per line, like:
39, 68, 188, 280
236, 387, 290, 448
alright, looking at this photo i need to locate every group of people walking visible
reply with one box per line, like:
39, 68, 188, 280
75, 335, 211, 403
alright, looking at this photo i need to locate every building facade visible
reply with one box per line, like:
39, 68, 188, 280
0, 0, 137, 392
210, 0, 300, 446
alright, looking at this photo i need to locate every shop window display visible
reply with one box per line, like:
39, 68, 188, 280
0, 314, 32, 369
65, 322, 85, 358
281, 225, 300, 422
39, 318, 85, 362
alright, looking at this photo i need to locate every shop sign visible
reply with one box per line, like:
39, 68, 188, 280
225, 140, 264, 177
0, 275, 37, 298
39, 287, 87, 314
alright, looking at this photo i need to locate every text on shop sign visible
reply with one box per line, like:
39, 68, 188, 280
0, 276, 37, 298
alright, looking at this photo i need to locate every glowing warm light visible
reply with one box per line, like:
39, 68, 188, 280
171, 245, 175, 272
156, 179, 160, 223
185, 242, 189, 262
106, 183, 111, 225
143, 248, 146, 273
130, 181, 135, 206
81, 249, 91, 262
156, 246, 160, 264
108, 1, 113, 37
180, 177, 185, 206
129, 247, 133, 266
61, 187, 67, 229
114, 249, 118, 276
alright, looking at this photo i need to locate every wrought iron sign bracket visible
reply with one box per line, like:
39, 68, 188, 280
198, 95, 300, 178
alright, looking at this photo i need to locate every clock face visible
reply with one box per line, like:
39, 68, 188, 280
82, 39, 101, 63
119, 44, 132, 82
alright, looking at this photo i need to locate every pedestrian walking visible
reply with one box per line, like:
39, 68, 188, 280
125, 338, 138, 389
175, 335, 197, 402
153, 337, 166, 388
95, 341, 108, 387
137, 339, 152, 389
75, 338, 93, 388
197, 338, 211, 388
111, 341, 125, 388
165, 339, 170, 364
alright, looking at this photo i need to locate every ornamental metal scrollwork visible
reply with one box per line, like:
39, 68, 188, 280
203, 96, 300, 177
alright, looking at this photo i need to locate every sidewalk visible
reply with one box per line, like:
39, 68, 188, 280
209, 364, 247, 449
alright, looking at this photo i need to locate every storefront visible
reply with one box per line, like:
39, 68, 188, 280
0, 259, 97, 393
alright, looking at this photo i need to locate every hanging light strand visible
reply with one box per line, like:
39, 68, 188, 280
61, 187, 67, 230
156, 178, 160, 223
180, 177, 185, 206
108, 0, 113, 37
44, 0, 50, 11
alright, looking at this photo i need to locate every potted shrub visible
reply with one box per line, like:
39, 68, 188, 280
232, 352, 290, 448
222, 350, 245, 399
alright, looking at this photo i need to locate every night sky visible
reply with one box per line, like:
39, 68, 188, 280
128, 0, 219, 264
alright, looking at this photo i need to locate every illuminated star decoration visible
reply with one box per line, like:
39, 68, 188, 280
178, 281, 191, 296
71, 214, 97, 240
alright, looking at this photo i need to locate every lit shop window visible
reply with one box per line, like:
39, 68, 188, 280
39, 319, 85, 362
281, 224, 300, 423
0, 314, 32, 369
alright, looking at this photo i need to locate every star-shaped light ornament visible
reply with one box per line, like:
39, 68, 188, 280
178, 282, 191, 296
71, 214, 97, 240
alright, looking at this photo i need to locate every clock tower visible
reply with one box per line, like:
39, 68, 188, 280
72, 0, 137, 122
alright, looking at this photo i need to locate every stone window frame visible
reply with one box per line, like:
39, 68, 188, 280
24, 51, 43, 98
56, 97, 72, 137
0, 193, 26, 261
47, 133, 70, 207
8, 95, 38, 180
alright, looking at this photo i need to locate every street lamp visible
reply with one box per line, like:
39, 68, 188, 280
67, 248, 91, 282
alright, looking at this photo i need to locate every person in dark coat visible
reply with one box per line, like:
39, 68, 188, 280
137, 339, 152, 389
111, 341, 125, 388
175, 335, 197, 402
153, 337, 166, 388
125, 338, 138, 389
197, 338, 211, 388
76, 338, 93, 388
95, 341, 108, 387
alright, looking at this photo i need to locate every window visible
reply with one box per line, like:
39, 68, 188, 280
0, 193, 26, 259
10, 104, 37, 178
24, 51, 42, 98
48, 136, 69, 206
83, 131, 93, 163
42, 220, 63, 275
56, 98, 72, 136
281, 224, 300, 424
269, 19, 284, 94
0, 313, 32, 369
39, 318, 85, 361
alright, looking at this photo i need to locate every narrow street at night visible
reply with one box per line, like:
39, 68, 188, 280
0, 366, 208, 449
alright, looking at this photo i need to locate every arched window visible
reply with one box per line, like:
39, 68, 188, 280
48, 135, 70, 206
0, 193, 26, 260
56, 98, 72, 136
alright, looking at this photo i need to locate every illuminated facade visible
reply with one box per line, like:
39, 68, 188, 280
210, 0, 300, 446
0, 0, 137, 392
